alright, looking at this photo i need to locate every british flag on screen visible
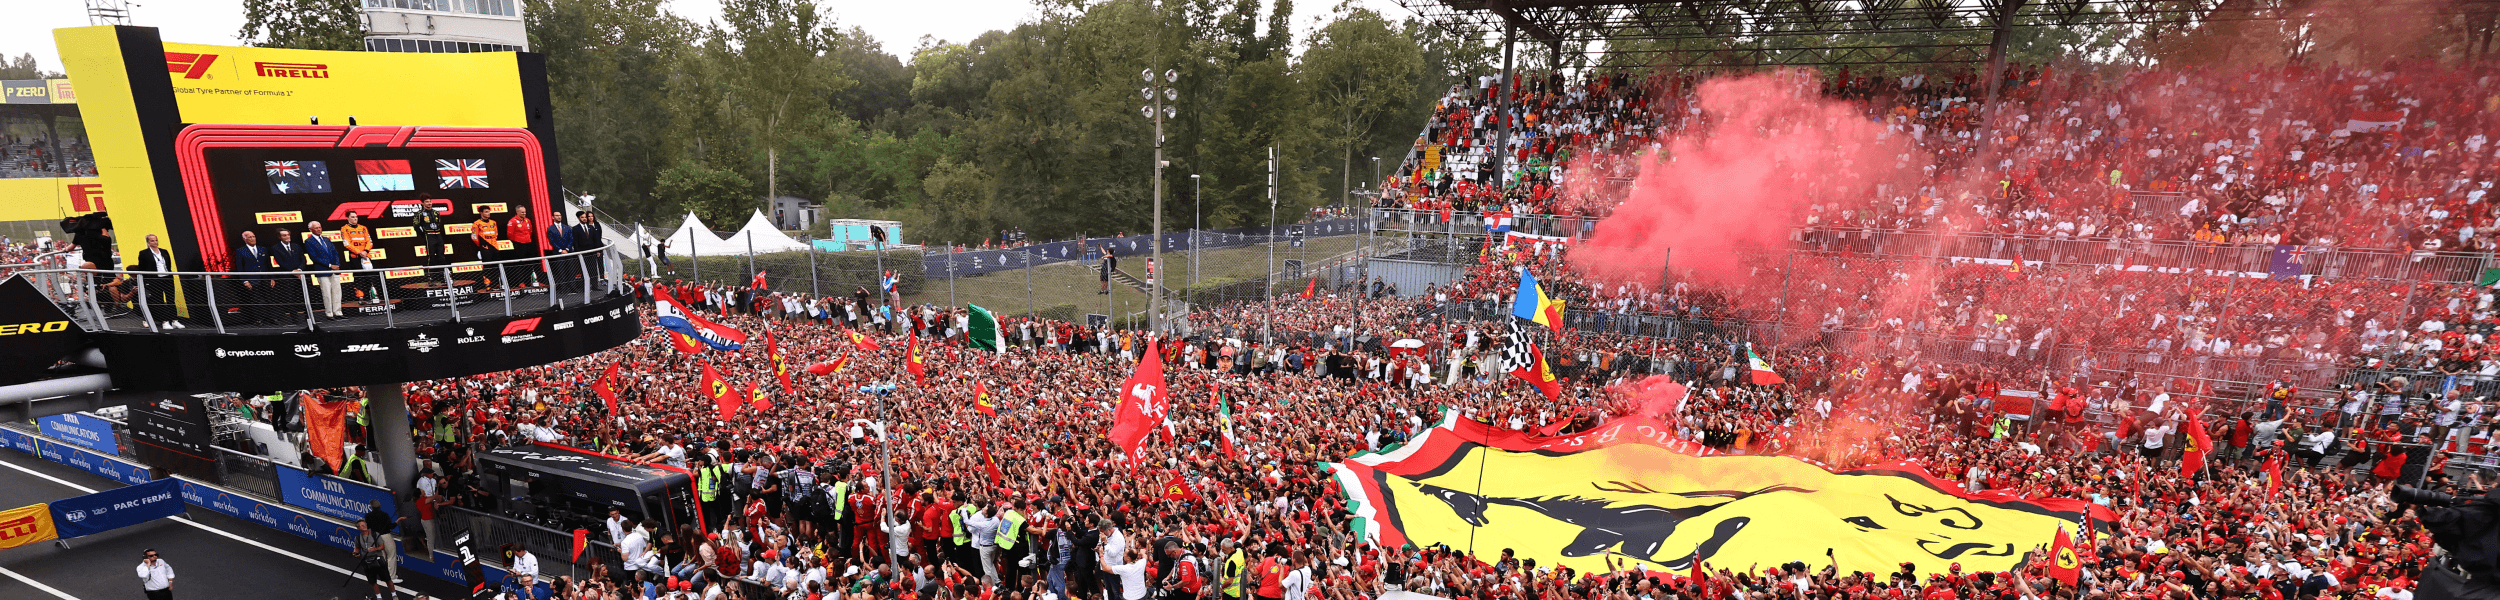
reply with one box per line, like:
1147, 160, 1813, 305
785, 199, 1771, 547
435, 159, 489, 189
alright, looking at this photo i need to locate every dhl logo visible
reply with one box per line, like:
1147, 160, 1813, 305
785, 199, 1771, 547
329, 198, 451, 221
254, 62, 330, 79
0, 321, 69, 336
164, 53, 217, 79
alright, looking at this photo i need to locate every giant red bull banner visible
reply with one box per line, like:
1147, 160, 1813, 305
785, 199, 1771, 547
1328, 411, 2102, 576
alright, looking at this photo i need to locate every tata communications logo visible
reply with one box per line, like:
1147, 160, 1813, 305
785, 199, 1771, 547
164, 52, 217, 79
254, 62, 331, 79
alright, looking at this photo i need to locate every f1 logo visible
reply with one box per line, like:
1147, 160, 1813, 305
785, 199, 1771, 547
500, 317, 542, 336
164, 53, 218, 79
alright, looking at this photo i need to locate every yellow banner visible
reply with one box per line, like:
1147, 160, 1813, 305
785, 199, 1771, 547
375, 227, 415, 239
384, 268, 423, 279
367, 248, 388, 260
0, 178, 108, 222
157, 42, 526, 129
255, 211, 303, 224
0, 504, 58, 550
446, 224, 472, 235
471, 202, 507, 215
452, 264, 483, 273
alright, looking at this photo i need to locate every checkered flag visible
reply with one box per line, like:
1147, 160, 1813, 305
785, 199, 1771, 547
1501, 319, 1536, 372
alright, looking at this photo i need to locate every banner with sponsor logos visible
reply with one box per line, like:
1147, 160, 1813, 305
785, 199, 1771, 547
54, 27, 556, 295
177, 479, 495, 585
0, 276, 89, 387
95, 293, 638, 392
274, 462, 397, 522
1, 79, 75, 104
0, 503, 58, 549
36, 412, 118, 456
47, 478, 182, 539
28, 428, 154, 486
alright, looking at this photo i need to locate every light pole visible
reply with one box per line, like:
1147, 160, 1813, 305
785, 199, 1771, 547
1190, 173, 1201, 290
1141, 68, 1179, 334
1264, 145, 1276, 344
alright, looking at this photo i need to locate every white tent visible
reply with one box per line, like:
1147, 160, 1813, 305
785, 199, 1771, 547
724, 210, 813, 254
660, 213, 742, 256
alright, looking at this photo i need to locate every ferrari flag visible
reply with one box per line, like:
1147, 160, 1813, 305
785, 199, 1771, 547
1325, 409, 2105, 578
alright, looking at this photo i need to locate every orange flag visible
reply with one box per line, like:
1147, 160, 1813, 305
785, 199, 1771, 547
300, 392, 353, 472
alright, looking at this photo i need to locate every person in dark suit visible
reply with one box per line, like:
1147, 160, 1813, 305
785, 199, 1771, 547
543, 210, 575, 292
574, 211, 605, 293
268, 229, 308, 325
230, 231, 271, 325
128, 234, 183, 330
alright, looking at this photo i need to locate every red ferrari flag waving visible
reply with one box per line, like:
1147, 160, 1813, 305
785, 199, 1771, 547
766, 326, 795, 395
592, 363, 621, 415
905, 333, 928, 386
1111, 347, 1170, 467
702, 362, 743, 420
974, 380, 997, 417
2048, 525, 2082, 586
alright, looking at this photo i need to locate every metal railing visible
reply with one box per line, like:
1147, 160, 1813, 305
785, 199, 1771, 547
15, 243, 621, 334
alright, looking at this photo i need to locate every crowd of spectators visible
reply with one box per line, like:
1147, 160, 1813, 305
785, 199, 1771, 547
261, 267, 2467, 600
0, 133, 95, 178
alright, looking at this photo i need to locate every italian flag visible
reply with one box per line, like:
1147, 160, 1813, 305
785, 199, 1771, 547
1744, 345, 1784, 385
1217, 386, 1242, 461
968, 304, 1004, 353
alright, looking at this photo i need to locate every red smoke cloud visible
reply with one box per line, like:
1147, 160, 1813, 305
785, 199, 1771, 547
1573, 71, 1919, 283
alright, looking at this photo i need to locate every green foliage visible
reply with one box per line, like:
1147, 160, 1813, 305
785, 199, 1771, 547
655, 161, 758, 227
238, 0, 367, 52
526, 0, 694, 225
679, 249, 923, 295
1302, 2, 1425, 207
0, 54, 62, 80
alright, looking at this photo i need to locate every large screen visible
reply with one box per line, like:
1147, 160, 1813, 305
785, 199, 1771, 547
173, 124, 552, 276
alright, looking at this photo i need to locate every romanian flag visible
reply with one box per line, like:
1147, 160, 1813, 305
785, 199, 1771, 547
974, 380, 997, 417
1744, 345, 1784, 385
905, 333, 927, 386
1512, 269, 1564, 333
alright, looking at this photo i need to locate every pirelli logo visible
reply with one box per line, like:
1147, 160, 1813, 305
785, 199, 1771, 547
376, 227, 416, 239
254, 62, 330, 79
384, 269, 424, 279
164, 53, 217, 79
0, 321, 70, 336
256, 211, 304, 224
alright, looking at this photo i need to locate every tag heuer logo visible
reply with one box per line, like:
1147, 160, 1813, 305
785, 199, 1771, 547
293, 344, 321, 358
341, 343, 387, 353
407, 334, 441, 353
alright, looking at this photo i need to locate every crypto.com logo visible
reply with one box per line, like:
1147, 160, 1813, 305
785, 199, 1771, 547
164, 53, 217, 79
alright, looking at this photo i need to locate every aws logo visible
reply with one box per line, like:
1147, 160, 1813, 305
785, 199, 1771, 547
164, 53, 217, 79
0, 321, 69, 336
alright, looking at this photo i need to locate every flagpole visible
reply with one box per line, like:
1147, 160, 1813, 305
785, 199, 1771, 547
875, 382, 900, 576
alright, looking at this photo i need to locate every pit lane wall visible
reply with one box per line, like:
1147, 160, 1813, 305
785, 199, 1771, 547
0, 425, 506, 586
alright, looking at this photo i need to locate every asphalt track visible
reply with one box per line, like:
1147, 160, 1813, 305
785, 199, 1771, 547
0, 450, 471, 600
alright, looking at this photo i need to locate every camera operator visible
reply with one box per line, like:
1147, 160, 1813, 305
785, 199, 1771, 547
354, 518, 394, 600
2394, 478, 2500, 599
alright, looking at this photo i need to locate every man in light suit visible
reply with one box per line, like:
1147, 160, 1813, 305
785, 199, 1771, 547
230, 231, 270, 325
304, 221, 344, 320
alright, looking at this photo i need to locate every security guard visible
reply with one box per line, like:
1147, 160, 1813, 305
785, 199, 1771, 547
1221, 539, 1247, 600
824, 475, 851, 556
996, 499, 1029, 585
692, 454, 731, 531
950, 494, 977, 568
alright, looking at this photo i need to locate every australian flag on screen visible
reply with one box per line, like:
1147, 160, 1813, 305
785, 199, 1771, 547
265, 160, 332, 194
